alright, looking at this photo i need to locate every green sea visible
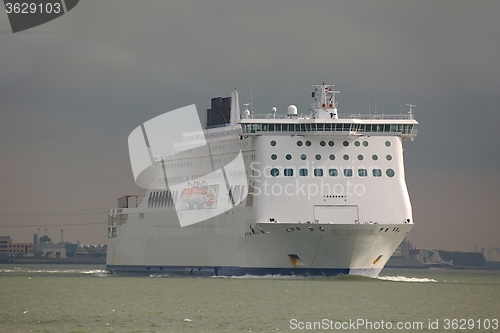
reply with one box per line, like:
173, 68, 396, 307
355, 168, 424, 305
1, 265, 499, 333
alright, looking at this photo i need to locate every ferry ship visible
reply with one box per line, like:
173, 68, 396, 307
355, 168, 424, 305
106, 83, 418, 278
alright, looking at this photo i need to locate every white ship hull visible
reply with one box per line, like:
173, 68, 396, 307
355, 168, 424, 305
107, 207, 412, 277
107, 84, 418, 278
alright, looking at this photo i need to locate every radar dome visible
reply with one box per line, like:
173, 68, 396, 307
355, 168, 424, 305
287, 105, 298, 115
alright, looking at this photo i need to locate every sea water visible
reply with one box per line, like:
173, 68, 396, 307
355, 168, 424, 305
1, 265, 499, 332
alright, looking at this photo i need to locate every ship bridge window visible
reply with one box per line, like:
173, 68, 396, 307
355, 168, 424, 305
386, 169, 395, 177
270, 168, 280, 177
300, 154, 307, 160
284, 168, 294, 177
373, 169, 382, 177
344, 169, 353, 177
329, 168, 338, 177
314, 168, 324, 177
299, 168, 308, 177
358, 169, 368, 177
329, 154, 335, 160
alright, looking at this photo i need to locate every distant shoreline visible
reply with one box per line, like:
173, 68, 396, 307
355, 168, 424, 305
0, 258, 106, 265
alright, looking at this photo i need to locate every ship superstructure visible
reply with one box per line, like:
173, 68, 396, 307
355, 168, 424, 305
107, 83, 418, 277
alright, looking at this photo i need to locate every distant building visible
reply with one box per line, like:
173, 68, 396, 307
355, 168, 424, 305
0, 236, 34, 257
34, 243, 66, 259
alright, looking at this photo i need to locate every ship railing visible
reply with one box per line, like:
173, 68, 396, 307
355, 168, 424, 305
241, 113, 415, 120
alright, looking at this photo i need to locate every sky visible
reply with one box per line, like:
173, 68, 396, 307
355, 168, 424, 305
1, 0, 499, 260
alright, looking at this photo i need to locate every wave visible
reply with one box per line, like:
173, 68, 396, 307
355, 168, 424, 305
377, 275, 437, 283
1, 267, 109, 276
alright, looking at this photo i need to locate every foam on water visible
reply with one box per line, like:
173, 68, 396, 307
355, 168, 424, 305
1, 267, 108, 276
377, 275, 437, 282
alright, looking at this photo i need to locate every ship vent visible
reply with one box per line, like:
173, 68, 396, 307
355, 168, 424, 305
288, 254, 305, 268
206, 96, 231, 128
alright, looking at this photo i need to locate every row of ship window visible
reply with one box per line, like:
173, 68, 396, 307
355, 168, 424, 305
271, 153, 392, 161
271, 140, 392, 147
244, 123, 414, 134
269, 167, 396, 178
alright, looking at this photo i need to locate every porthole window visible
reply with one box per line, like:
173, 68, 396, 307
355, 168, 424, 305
271, 154, 277, 160
343, 154, 349, 161
373, 169, 382, 177
329, 154, 335, 161
297, 141, 303, 147
320, 141, 326, 147
343, 140, 349, 147
314, 169, 324, 177
344, 169, 353, 177
354, 141, 360, 147
386, 155, 392, 161
284, 168, 294, 177
315, 154, 321, 161
299, 168, 308, 177
385, 141, 391, 147
328, 141, 334, 147
358, 154, 364, 161
329, 168, 338, 177
286, 154, 292, 160
270, 168, 280, 177
358, 169, 368, 177
270, 140, 276, 147
372, 154, 378, 161
363, 141, 369, 147
300, 154, 307, 160
386, 169, 395, 177
305, 140, 312, 146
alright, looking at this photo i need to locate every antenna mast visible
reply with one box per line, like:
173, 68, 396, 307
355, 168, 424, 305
248, 75, 254, 111
406, 104, 416, 115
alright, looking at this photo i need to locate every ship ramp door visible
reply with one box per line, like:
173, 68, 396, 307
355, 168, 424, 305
313, 205, 359, 224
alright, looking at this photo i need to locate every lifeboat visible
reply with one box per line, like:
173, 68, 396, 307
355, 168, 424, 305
190, 182, 204, 204
204, 189, 215, 206
179, 183, 193, 203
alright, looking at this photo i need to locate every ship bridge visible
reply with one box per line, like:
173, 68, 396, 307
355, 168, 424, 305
239, 84, 417, 140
